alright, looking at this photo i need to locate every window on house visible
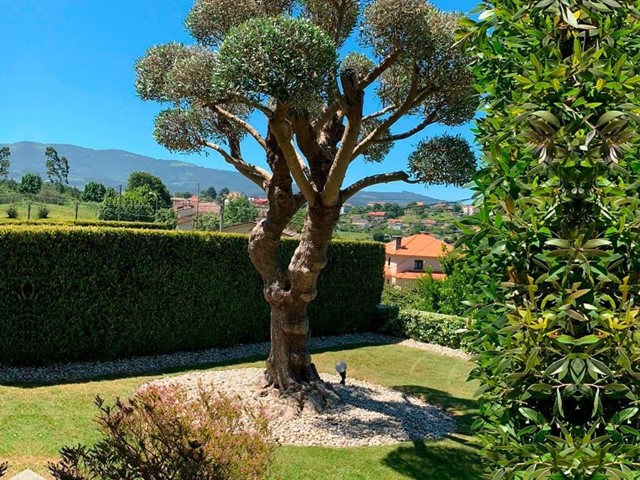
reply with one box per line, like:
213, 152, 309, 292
414, 260, 424, 270
387, 257, 391, 266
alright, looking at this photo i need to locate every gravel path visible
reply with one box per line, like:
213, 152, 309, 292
146, 368, 456, 447
0, 333, 470, 385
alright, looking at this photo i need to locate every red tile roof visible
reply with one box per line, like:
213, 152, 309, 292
385, 233, 452, 258
391, 271, 447, 280
367, 211, 386, 217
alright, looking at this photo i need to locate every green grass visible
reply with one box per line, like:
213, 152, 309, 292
332, 230, 372, 241
2, 201, 99, 220
0, 344, 483, 479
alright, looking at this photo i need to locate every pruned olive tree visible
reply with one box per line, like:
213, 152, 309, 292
136, 0, 477, 409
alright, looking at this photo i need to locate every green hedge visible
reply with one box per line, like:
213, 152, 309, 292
0, 227, 384, 365
376, 306, 472, 351
0, 219, 171, 230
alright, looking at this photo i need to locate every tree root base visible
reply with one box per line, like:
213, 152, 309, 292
260, 371, 340, 416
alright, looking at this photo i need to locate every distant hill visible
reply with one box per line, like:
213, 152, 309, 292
0, 141, 443, 205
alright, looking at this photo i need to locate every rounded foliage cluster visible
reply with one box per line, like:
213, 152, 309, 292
212, 16, 338, 105
185, 0, 294, 47
359, 118, 392, 163
154, 106, 246, 153
361, 0, 434, 59
340, 52, 375, 84
408, 134, 476, 186
303, 0, 359, 46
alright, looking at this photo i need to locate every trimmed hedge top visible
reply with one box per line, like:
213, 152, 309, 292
0, 219, 171, 230
0, 226, 384, 365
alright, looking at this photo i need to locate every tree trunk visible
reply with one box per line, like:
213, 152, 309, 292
248, 130, 342, 411
249, 195, 341, 408
261, 202, 341, 410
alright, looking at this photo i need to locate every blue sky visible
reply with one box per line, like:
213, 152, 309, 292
1, 0, 480, 201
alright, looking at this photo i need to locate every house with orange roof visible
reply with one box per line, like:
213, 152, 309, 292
366, 211, 386, 222
384, 233, 452, 287
387, 218, 403, 231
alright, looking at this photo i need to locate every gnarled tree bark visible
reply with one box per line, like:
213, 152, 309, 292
248, 129, 343, 412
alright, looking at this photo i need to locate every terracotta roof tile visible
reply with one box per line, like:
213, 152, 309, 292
385, 233, 452, 258
390, 271, 447, 280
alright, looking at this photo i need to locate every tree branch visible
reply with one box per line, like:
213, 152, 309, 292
312, 101, 342, 132
204, 141, 271, 191
313, 49, 399, 132
352, 66, 421, 159
363, 104, 396, 122
341, 171, 419, 201
358, 50, 400, 90
322, 70, 364, 206
372, 111, 438, 144
270, 107, 318, 205
209, 105, 267, 150
227, 94, 274, 117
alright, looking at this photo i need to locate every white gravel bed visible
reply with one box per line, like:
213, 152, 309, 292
146, 368, 456, 447
0, 333, 470, 384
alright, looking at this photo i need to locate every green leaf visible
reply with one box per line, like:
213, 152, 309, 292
596, 111, 625, 127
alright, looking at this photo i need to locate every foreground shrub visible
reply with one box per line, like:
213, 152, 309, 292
0, 227, 384, 364
5, 205, 17, 219
462, 1, 640, 477
37, 205, 49, 219
48, 384, 274, 480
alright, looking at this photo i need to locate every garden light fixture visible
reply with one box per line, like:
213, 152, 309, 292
335, 361, 347, 385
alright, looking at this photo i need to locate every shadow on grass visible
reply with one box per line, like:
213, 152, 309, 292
392, 385, 479, 436
381, 438, 484, 480
0, 342, 392, 388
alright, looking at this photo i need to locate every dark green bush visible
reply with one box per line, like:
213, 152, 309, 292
374, 303, 400, 335
375, 305, 472, 351
5, 205, 17, 219
0, 227, 384, 365
398, 310, 471, 351
37, 205, 49, 219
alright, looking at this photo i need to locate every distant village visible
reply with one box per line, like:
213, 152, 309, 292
170, 191, 477, 246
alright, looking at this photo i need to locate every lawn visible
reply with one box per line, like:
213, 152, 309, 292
0, 344, 483, 479
2, 200, 100, 221
332, 231, 372, 241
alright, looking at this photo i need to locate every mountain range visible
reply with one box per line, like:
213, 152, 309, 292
0, 141, 443, 206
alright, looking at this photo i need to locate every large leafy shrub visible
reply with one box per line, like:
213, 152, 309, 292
48, 384, 274, 480
461, 1, 640, 477
0, 227, 384, 365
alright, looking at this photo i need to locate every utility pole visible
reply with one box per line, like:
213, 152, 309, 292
75, 203, 79, 220
219, 194, 225, 232
195, 183, 200, 228
117, 184, 122, 221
